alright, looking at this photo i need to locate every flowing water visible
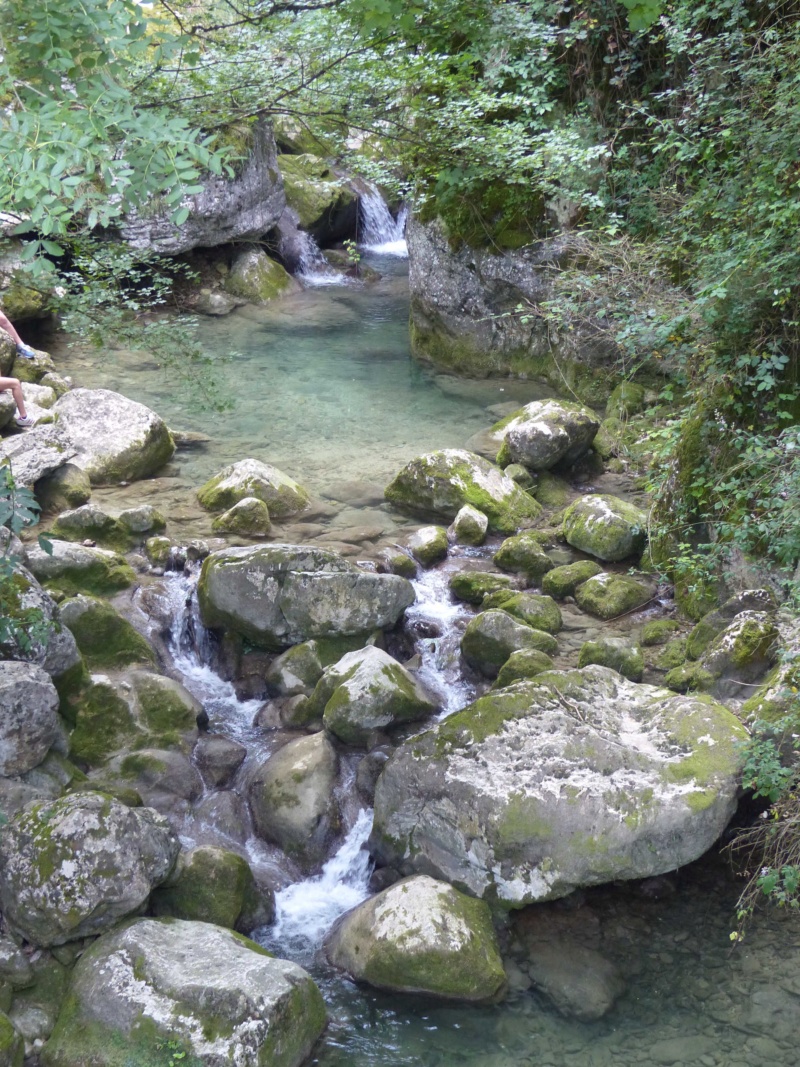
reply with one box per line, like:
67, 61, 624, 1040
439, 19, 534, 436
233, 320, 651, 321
49, 235, 800, 1067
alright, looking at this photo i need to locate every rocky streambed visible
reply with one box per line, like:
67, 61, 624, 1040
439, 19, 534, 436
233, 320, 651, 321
0, 259, 797, 1067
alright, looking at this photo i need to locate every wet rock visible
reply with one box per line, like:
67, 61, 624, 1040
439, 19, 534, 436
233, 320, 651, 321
406, 525, 448, 567
686, 588, 777, 660
541, 560, 603, 599
578, 637, 644, 682
197, 459, 309, 518
116, 505, 166, 537
53, 389, 175, 485
41, 918, 326, 1067
25, 539, 135, 596
224, 247, 299, 305
461, 609, 558, 678
649, 1036, 716, 1065
325, 875, 506, 1002
191, 792, 250, 846
59, 596, 156, 670
527, 941, 625, 1021
493, 399, 599, 471
493, 532, 554, 581
198, 544, 414, 649
574, 572, 653, 620
247, 732, 339, 869
481, 591, 562, 634
100, 748, 203, 816
563, 494, 647, 562
151, 846, 273, 931
0, 792, 178, 946
385, 449, 542, 534
449, 570, 516, 605
211, 496, 272, 537
193, 736, 246, 787
0, 425, 76, 487
493, 648, 555, 688
0, 661, 60, 777
377, 549, 417, 578
371, 666, 746, 906
279, 153, 356, 240
49, 504, 128, 550
448, 504, 488, 546
356, 749, 390, 802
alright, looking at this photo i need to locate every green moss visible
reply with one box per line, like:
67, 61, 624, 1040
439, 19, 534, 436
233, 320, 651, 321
278, 153, 355, 230
541, 560, 603, 599
132, 675, 197, 739
563, 495, 647, 563
449, 571, 514, 605
574, 573, 652, 620
68, 681, 138, 769
577, 639, 644, 682
533, 471, 570, 508
605, 381, 646, 420
119, 753, 168, 780
493, 648, 554, 688
461, 609, 558, 677
641, 619, 681, 646
61, 597, 156, 670
40, 552, 136, 598
663, 662, 716, 693
656, 636, 688, 670
481, 591, 562, 634
493, 533, 554, 580
151, 848, 251, 929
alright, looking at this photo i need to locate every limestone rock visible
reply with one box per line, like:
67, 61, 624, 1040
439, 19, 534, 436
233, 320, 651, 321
0, 661, 60, 776
0, 566, 81, 683
150, 846, 270, 931
0, 792, 179, 946
53, 389, 175, 485
605, 381, 646, 420
265, 640, 325, 697
25, 540, 135, 596
406, 525, 448, 567
60, 596, 156, 669
116, 505, 166, 536
448, 570, 515, 605
447, 505, 488, 546
49, 504, 128, 550
578, 637, 644, 682
541, 560, 603, 599
563, 494, 647, 562
494, 399, 599, 471
699, 610, 779, 694
685, 589, 777, 660
0, 1011, 23, 1066
385, 449, 541, 534
526, 939, 625, 1021
197, 458, 309, 518
326, 875, 506, 1002
193, 736, 246, 787
493, 648, 554, 688
247, 732, 339, 868
279, 153, 356, 239
480, 591, 562, 634
461, 609, 558, 678
224, 247, 298, 305
35, 464, 92, 514
198, 544, 414, 649
42, 918, 326, 1067
0, 425, 76, 487
493, 533, 554, 580
574, 572, 652, 620
371, 666, 747, 905
212, 496, 272, 537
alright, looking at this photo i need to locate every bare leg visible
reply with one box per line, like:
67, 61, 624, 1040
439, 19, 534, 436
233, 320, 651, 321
0, 313, 23, 348
0, 377, 28, 418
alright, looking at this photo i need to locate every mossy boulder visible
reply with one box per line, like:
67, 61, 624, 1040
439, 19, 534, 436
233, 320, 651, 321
698, 610, 779, 694
224, 247, 298, 304
685, 589, 777, 661
0, 661, 61, 777
481, 591, 562, 634
663, 662, 716, 693
212, 496, 272, 537
67, 679, 139, 767
0, 1011, 23, 1067
385, 449, 542, 534
59, 596, 156, 670
371, 665, 747, 906
0, 792, 178, 946
492, 400, 600, 471
326, 875, 506, 1002
657, 637, 688, 671
741, 659, 800, 725
116, 506, 166, 537
563, 494, 647, 563
197, 458, 309, 518
574, 572, 652, 620
533, 471, 571, 508
641, 619, 682, 647
266, 640, 325, 697
578, 638, 644, 682
406, 525, 448, 567
25, 541, 135, 597
144, 536, 173, 568
461, 609, 558, 678
49, 506, 128, 551
41, 918, 326, 1067
503, 463, 534, 489
493, 648, 554, 688
605, 382, 646, 420
592, 418, 624, 460
35, 465, 92, 514
493, 533, 554, 581
447, 505, 488, 546
541, 560, 603, 600
279, 153, 356, 234
448, 571, 515, 605
151, 846, 274, 931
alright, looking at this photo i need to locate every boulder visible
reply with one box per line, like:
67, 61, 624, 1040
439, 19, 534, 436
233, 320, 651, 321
53, 389, 175, 485
699, 610, 779, 694
371, 666, 747, 905
406, 525, 448, 567
541, 560, 603, 599
278, 153, 357, 240
493, 532, 554, 580
224, 247, 298, 305
385, 449, 541, 534
605, 381, 646, 420
685, 589, 777, 660
493, 648, 555, 688
574, 572, 652, 620
265, 640, 325, 697
494, 399, 599, 471
578, 637, 644, 682
48, 504, 128, 550
101, 748, 202, 816
197, 544, 414, 649
447, 505, 488, 546
0, 566, 82, 684
0, 1011, 24, 1065
0, 392, 15, 431
193, 736, 246, 787
532, 470, 571, 508
0, 425, 76, 486
247, 732, 339, 868
116, 505, 166, 537
35, 463, 92, 513
41, 918, 326, 1067
211, 496, 272, 537
448, 570, 515, 605
197, 459, 309, 518
325, 875, 506, 1002
150, 846, 269, 931
641, 619, 682, 646
312, 646, 436, 746
524, 936, 625, 1021
480, 591, 562, 634
563, 494, 647, 562
0, 661, 60, 776
461, 609, 558, 678
0, 792, 179, 945
25, 540, 135, 596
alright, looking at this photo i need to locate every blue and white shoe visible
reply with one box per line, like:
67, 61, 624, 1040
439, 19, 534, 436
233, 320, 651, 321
16, 343, 36, 360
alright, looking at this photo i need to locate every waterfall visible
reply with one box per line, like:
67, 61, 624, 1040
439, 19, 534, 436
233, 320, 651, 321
359, 188, 408, 256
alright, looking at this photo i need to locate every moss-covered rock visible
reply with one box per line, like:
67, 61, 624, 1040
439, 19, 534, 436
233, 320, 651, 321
116, 506, 166, 537
144, 536, 173, 568
541, 560, 603, 600
563, 494, 647, 563
278, 153, 356, 233
663, 663, 716, 693
406, 525, 448, 567
480, 591, 562, 634
197, 459, 309, 518
447, 505, 488, 546
591, 418, 624, 460
385, 449, 542, 534
578, 638, 644, 682
449, 570, 515, 605
656, 637, 688, 671
492, 399, 600, 471
699, 610, 779, 692
0, 1010, 23, 1066
685, 589, 777, 661
574, 572, 652, 620
378, 550, 417, 577
49, 506, 127, 551
493, 533, 554, 581
641, 619, 682, 647
35, 465, 92, 515
224, 247, 297, 304
67, 679, 139, 768
59, 596, 156, 670
325, 875, 506, 1002
493, 648, 554, 688
150, 846, 270, 931
533, 471, 571, 508
461, 609, 558, 678
605, 382, 646, 420
503, 463, 534, 489
212, 496, 272, 537
25, 541, 135, 597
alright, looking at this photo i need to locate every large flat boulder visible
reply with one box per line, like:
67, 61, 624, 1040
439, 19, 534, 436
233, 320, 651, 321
42, 918, 326, 1067
371, 666, 746, 906
25, 540, 135, 596
53, 388, 175, 485
198, 544, 415, 649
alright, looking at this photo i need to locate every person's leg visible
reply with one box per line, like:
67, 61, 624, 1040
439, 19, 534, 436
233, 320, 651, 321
0, 313, 22, 347
0, 377, 28, 418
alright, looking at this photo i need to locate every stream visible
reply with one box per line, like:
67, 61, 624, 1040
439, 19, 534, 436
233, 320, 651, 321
48, 227, 800, 1067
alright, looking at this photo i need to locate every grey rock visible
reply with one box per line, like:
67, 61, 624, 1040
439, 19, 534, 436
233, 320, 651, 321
495, 399, 600, 470
0, 661, 60, 776
461, 609, 558, 678
563, 494, 647, 563
0, 425, 76, 486
405, 525, 448, 567
448, 505, 488, 546
193, 736, 247, 787
0, 566, 81, 682
198, 458, 309, 518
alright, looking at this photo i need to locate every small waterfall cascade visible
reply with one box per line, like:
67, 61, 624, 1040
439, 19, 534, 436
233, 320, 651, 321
296, 230, 347, 286
257, 808, 374, 963
359, 188, 408, 256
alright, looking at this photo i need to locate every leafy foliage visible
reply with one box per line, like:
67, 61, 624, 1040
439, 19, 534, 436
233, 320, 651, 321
0, 465, 53, 652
